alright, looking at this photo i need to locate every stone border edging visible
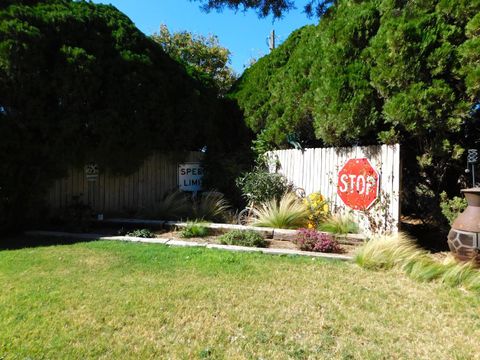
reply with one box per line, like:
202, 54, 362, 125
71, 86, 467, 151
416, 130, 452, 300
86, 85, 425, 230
24, 230, 353, 261
101, 218, 366, 244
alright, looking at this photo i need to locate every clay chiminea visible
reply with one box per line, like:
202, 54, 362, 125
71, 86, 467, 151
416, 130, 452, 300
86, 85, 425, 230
448, 188, 480, 264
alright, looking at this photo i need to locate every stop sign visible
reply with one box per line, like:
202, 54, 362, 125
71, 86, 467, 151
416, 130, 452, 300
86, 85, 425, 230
337, 158, 379, 210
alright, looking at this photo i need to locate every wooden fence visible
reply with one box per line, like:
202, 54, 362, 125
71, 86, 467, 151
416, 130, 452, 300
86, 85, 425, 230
267, 144, 401, 233
46, 152, 203, 214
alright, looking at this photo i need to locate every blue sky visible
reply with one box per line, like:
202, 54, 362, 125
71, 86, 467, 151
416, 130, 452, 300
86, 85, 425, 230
93, 0, 316, 74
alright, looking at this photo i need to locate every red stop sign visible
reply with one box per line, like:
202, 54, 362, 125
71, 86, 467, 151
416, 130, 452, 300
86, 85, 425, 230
337, 158, 379, 210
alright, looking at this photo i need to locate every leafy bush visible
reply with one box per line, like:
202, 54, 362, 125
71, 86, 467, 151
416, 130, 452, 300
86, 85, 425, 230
218, 230, 266, 247
355, 233, 480, 293
303, 192, 330, 229
440, 192, 467, 225
193, 191, 231, 222
126, 229, 156, 238
252, 192, 308, 229
180, 221, 209, 238
236, 168, 291, 204
294, 229, 342, 253
318, 215, 359, 235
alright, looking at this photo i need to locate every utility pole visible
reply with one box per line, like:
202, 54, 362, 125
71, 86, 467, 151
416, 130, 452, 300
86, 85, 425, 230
268, 29, 276, 52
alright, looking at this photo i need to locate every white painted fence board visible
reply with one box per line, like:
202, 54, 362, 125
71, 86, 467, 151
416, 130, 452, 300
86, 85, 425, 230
268, 144, 401, 234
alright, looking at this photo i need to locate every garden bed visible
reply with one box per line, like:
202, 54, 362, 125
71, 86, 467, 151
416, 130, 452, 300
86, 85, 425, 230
30, 217, 364, 257
103, 218, 365, 241
99, 218, 363, 256
154, 229, 359, 255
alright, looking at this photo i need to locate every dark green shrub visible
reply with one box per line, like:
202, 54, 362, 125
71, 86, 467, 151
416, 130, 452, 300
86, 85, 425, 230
440, 192, 467, 225
126, 229, 156, 238
236, 168, 291, 204
180, 221, 209, 238
218, 230, 266, 247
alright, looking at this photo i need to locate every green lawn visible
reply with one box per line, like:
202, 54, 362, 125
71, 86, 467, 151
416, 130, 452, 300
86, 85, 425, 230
1, 240, 479, 359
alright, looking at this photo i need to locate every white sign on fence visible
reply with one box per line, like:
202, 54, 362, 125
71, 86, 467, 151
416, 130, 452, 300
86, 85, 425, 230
267, 144, 401, 234
178, 163, 204, 192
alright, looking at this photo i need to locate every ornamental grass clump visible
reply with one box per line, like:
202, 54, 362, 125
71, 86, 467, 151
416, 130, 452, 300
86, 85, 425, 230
355, 233, 480, 292
294, 228, 342, 253
354, 233, 423, 270
149, 190, 191, 220
252, 192, 308, 229
193, 191, 231, 222
319, 214, 359, 235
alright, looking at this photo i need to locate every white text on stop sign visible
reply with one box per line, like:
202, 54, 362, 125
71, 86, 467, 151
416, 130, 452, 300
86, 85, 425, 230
338, 174, 376, 195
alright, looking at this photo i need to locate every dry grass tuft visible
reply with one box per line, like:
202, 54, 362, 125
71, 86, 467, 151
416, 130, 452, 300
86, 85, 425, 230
355, 233, 480, 292
318, 214, 359, 234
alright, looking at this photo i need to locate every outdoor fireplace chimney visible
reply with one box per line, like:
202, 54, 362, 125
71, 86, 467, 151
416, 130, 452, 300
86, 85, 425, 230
448, 188, 480, 264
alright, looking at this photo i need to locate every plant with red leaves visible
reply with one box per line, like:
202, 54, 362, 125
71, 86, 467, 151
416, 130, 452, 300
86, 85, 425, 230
294, 228, 342, 253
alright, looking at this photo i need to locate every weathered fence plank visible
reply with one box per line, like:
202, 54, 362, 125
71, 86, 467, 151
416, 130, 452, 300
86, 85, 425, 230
46, 152, 203, 215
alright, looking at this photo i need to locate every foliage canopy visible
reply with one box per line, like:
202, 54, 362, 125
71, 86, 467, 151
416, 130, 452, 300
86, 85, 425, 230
191, 0, 335, 18
229, 0, 480, 216
151, 24, 237, 95
0, 0, 239, 231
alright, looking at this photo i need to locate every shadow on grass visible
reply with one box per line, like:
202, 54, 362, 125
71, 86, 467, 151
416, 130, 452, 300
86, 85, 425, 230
0, 235, 98, 251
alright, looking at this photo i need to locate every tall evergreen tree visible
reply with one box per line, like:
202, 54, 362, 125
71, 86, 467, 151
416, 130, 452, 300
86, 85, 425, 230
0, 0, 224, 232
191, 0, 335, 18
229, 0, 480, 217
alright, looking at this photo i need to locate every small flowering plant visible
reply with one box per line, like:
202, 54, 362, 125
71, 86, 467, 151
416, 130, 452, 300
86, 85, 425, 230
303, 192, 330, 229
294, 228, 342, 253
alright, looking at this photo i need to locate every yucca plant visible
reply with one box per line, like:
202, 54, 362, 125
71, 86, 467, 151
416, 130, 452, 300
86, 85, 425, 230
318, 214, 359, 234
193, 191, 231, 222
149, 190, 192, 220
251, 192, 308, 229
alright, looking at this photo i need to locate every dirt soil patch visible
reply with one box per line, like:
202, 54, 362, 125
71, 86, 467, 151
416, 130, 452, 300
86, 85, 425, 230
155, 230, 359, 256
38, 223, 361, 257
